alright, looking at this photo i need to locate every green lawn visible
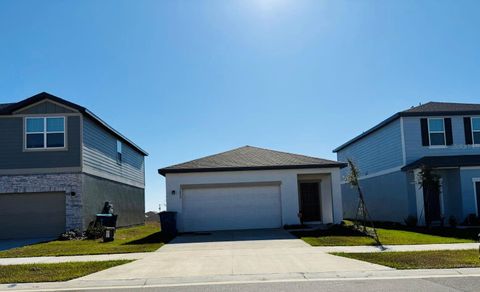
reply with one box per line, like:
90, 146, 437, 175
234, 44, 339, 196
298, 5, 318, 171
0, 260, 132, 283
292, 222, 478, 246
0, 222, 168, 258
333, 249, 480, 269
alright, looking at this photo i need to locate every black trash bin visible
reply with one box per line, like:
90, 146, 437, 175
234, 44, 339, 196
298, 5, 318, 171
159, 211, 177, 237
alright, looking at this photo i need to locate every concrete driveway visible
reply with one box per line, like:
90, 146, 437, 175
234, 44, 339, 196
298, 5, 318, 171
78, 229, 389, 283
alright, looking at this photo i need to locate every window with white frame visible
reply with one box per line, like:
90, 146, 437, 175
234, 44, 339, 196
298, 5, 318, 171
472, 117, 480, 145
25, 117, 65, 149
116, 140, 122, 163
428, 118, 446, 146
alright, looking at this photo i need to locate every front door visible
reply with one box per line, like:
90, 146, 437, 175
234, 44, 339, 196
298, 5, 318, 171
423, 183, 442, 224
299, 182, 321, 222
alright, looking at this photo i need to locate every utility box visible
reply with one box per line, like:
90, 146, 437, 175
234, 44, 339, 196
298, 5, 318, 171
103, 227, 116, 242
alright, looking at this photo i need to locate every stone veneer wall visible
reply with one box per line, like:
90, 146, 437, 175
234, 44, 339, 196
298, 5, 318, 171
0, 173, 83, 230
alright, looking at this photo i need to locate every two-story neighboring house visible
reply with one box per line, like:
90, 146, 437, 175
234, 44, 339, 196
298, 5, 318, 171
0, 92, 148, 239
334, 102, 480, 226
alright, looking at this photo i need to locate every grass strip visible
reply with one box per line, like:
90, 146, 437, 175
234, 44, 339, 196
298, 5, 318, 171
0, 260, 132, 283
333, 249, 480, 269
292, 221, 478, 246
0, 222, 168, 258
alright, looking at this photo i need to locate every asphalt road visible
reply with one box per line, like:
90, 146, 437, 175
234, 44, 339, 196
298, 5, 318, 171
73, 276, 480, 292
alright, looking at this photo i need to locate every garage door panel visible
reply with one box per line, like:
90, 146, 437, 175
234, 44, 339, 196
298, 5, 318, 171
182, 185, 281, 232
0, 192, 66, 239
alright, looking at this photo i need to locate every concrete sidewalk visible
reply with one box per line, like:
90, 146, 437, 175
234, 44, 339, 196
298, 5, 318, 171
0, 242, 476, 266
1, 267, 480, 291
0, 252, 150, 266
317, 242, 479, 253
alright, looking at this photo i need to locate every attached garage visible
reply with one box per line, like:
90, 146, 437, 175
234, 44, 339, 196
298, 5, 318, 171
182, 183, 282, 232
0, 192, 66, 239
159, 146, 346, 232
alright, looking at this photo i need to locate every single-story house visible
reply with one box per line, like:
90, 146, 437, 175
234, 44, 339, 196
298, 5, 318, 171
158, 146, 345, 232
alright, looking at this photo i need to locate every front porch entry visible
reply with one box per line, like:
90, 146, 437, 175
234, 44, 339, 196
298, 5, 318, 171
297, 173, 335, 224
414, 168, 448, 226
299, 182, 321, 222
423, 181, 443, 224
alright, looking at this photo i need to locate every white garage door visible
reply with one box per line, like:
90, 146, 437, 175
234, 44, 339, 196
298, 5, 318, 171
182, 184, 282, 232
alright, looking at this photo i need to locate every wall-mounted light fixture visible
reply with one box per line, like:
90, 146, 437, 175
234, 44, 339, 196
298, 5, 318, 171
70, 192, 76, 197
171, 190, 176, 195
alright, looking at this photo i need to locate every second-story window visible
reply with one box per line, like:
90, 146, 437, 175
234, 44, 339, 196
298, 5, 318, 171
116, 140, 122, 163
25, 117, 65, 149
428, 118, 446, 146
473, 117, 480, 145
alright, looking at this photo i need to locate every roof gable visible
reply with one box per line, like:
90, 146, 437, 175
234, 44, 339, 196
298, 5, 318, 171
0, 92, 148, 156
159, 146, 345, 175
14, 100, 77, 115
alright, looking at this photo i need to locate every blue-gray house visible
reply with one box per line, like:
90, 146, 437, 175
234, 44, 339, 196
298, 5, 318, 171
334, 102, 480, 226
0, 92, 148, 239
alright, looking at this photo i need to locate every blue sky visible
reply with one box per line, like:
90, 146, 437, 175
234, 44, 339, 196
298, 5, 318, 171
1, 1, 479, 211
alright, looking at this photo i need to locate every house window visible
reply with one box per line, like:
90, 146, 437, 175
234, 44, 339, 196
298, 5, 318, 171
116, 140, 122, 163
428, 118, 446, 146
25, 117, 65, 149
472, 117, 480, 145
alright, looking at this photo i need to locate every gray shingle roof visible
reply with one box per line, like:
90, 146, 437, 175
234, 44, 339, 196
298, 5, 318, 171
403, 102, 480, 114
334, 101, 480, 152
0, 103, 14, 112
158, 146, 346, 175
402, 155, 480, 171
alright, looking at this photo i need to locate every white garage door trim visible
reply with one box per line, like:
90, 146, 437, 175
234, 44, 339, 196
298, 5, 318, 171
181, 181, 282, 232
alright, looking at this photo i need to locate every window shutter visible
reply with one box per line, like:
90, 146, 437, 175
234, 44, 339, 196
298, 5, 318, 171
445, 118, 453, 145
420, 118, 429, 146
464, 117, 473, 145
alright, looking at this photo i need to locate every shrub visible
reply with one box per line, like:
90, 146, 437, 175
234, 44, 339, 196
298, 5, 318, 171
58, 229, 84, 241
404, 215, 418, 227
448, 216, 458, 228
85, 221, 105, 239
463, 214, 480, 226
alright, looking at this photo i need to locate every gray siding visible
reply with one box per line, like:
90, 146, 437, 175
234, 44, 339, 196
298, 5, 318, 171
83, 117, 145, 187
337, 119, 403, 177
342, 171, 411, 222
15, 100, 76, 114
82, 174, 145, 228
0, 116, 81, 170
403, 116, 480, 164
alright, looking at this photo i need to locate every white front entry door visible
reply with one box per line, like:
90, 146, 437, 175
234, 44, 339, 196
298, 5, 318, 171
181, 184, 282, 232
